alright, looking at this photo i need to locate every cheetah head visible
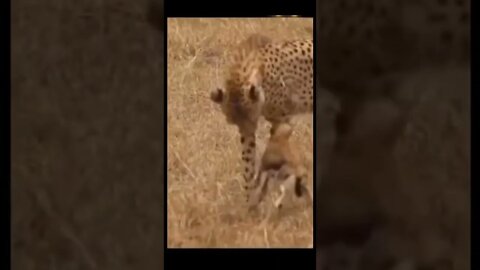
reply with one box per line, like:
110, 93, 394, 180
210, 68, 265, 132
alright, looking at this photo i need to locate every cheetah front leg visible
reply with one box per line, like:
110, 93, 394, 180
247, 170, 270, 211
239, 131, 258, 203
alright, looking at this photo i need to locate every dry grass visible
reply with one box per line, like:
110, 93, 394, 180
167, 18, 314, 248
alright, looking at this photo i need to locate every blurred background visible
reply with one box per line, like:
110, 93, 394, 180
315, 0, 470, 269
12, 0, 165, 269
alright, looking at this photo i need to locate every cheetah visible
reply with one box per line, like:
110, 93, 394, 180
210, 34, 313, 201
248, 122, 313, 213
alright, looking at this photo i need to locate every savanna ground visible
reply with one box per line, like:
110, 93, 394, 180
167, 18, 314, 248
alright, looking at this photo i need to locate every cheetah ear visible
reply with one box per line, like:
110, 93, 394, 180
210, 88, 225, 104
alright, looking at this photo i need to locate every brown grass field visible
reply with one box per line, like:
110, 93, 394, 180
167, 18, 314, 248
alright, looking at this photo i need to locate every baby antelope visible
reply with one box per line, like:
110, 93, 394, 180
248, 122, 313, 213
